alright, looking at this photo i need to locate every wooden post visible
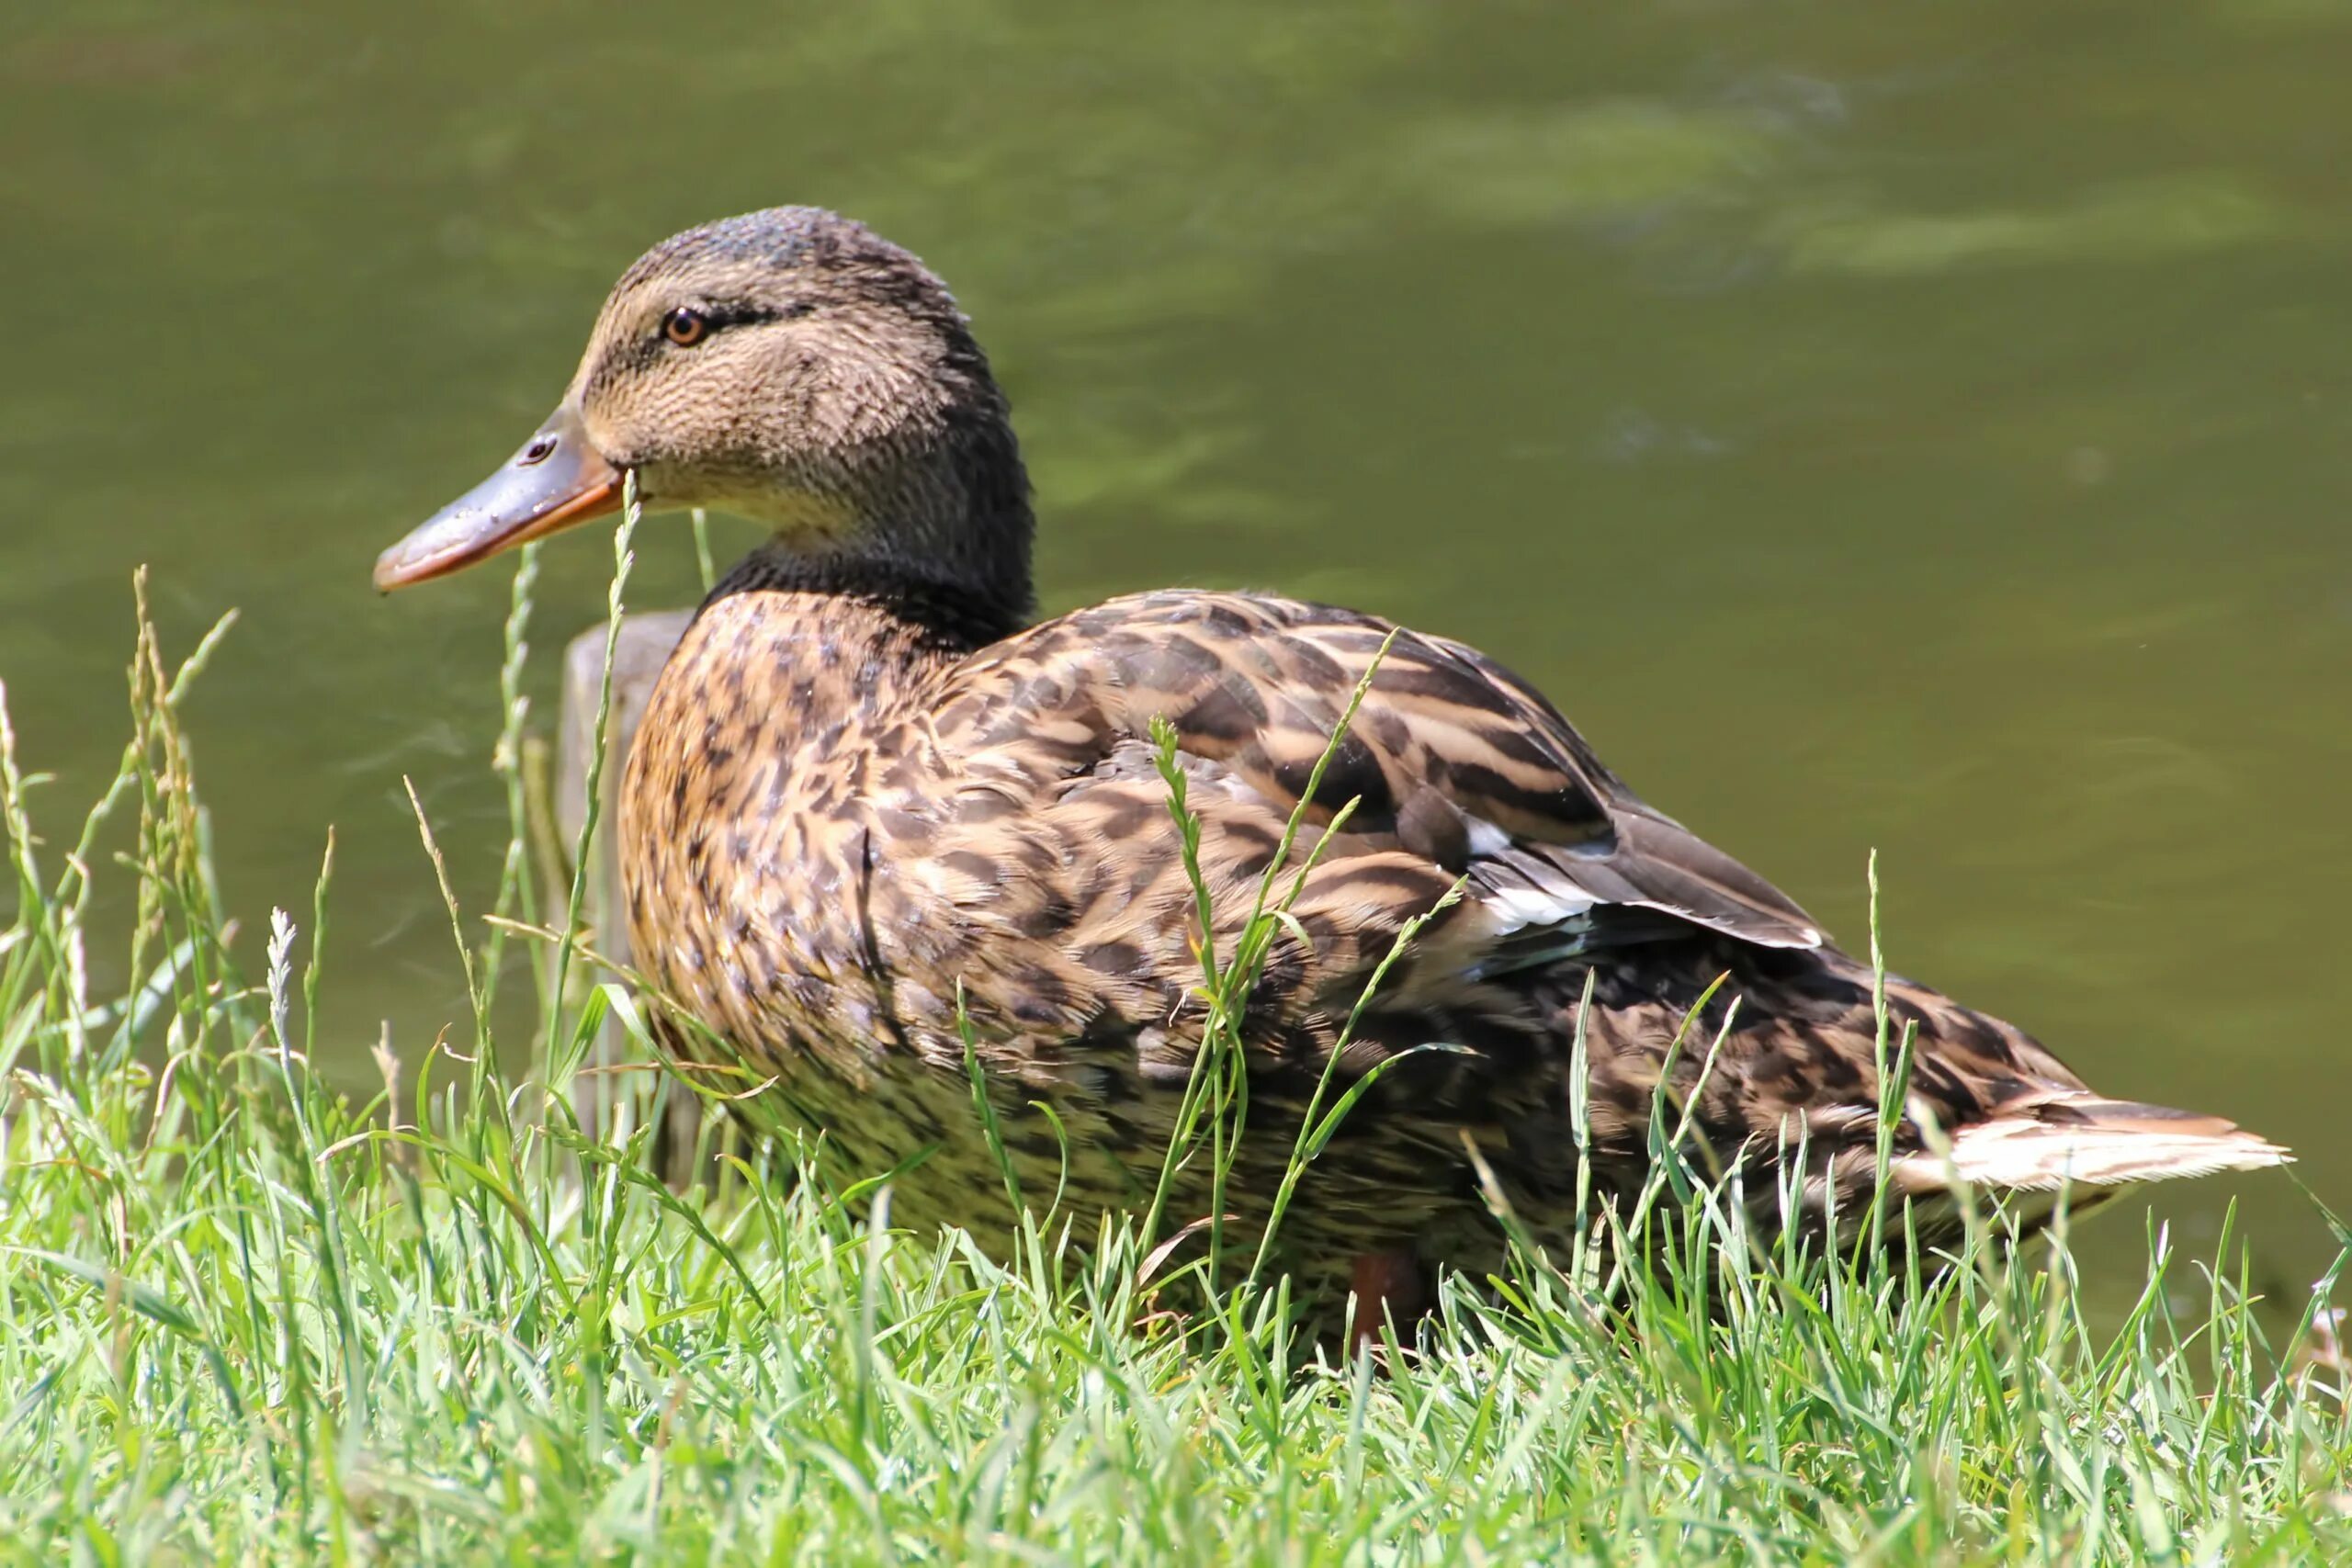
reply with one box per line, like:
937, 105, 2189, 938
556, 609, 696, 1169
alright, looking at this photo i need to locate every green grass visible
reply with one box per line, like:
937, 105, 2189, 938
3, 548, 2349, 1564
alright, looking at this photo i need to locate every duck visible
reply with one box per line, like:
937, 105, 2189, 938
376, 206, 2286, 1328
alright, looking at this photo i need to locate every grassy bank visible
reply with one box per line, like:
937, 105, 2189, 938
3, 564, 2348, 1564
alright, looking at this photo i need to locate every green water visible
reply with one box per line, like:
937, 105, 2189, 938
6, 1, 2346, 1292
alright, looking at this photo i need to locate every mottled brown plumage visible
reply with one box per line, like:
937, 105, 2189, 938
379, 207, 2287, 1320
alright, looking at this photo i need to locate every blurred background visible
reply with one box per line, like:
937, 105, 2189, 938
3, 0, 2346, 1301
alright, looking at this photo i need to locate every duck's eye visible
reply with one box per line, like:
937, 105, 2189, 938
662, 307, 711, 347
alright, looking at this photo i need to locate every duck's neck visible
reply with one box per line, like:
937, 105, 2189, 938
706, 541, 1031, 656
709, 391, 1038, 652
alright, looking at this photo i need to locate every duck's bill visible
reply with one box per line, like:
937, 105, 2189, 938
374, 406, 625, 590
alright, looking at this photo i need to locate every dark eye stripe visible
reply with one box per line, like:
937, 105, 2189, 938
659, 301, 808, 342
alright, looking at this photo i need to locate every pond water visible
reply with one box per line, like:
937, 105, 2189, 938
5, 0, 2346, 1295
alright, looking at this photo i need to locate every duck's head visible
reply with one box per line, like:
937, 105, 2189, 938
376, 207, 1032, 614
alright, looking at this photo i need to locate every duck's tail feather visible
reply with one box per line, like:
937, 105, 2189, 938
1896, 1091, 2290, 1195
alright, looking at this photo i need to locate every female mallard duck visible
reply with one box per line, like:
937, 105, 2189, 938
377, 207, 2283, 1324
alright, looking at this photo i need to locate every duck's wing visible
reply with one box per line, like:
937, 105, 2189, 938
901, 592, 2290, 1219
924, 590, 1823, 967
